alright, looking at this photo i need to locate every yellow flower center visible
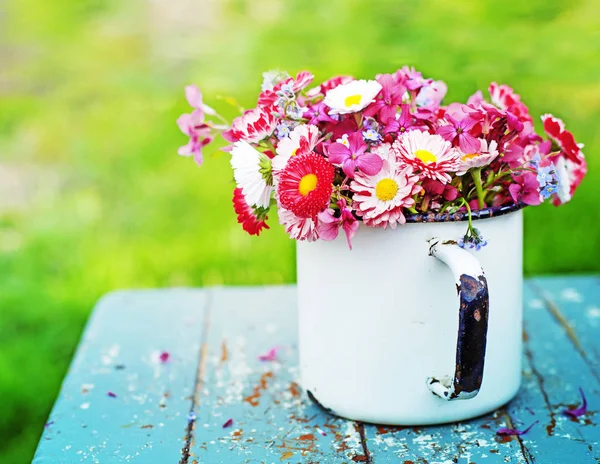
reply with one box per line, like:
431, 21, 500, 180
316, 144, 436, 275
461, 153, 479, 161
291, 148, 298, 157
344, 94, 362, 107
375, 178, 398, 201
415, 149, 437, 164
298, 173, 318, 197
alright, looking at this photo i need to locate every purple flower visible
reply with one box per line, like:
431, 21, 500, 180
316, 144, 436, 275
509, 172, 542, 206
303, 101, 337, 125
384, 104, 414, 134
437, 113, 480, 154
326, 132, 383, 178
497, 420, 539, 436
563, 387, 587, 418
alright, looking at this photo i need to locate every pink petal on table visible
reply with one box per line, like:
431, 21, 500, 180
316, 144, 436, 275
497, 420, 538, 436
223, 418, 234, 428
159, 351, 170, 363
563, 387, 588, 418
258, 347, 279, 362
107, 391, 117, 398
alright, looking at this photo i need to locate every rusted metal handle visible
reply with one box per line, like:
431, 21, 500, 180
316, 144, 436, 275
426, 239, 490, 401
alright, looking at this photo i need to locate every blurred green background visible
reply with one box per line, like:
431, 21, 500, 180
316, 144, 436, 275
1, 0, 598, 461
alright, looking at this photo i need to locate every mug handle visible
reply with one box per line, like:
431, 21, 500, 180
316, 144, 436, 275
426, 238, 490, 401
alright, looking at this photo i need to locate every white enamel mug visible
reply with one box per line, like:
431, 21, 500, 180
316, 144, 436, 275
297, 206, 523, 425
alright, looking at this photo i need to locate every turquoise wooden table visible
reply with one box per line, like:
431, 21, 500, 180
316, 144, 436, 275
34, 276, 599, 463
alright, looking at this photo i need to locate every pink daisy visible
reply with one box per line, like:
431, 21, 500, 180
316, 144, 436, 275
393, 130, 459, 184
276, 152, 335, 219
351, 155, 421, 229
277, 207, 319, 241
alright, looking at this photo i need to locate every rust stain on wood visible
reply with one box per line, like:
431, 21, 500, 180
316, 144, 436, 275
243, 371, 274, 407
289, 381, 301, 398
220, 339, 228, 363
352, 455, 368, 462
280, 450, 294, 460
140, 424, 154, 429
297, 433, 315, 441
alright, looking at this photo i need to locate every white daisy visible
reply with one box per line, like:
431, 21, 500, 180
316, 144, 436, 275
230, 141, 273, 209
456, 139, 499, 176
272, 124, 319, 177
324, 80, 382, 115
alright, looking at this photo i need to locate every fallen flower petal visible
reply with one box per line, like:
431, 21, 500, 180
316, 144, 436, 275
497, 420, 539, 436
563, 387, 587, 418
316, 427, 327, 436
107, 391, 117, 398
159, 351, 170, 363
44, 421, 54, 428
258, 347, 279, 362
223, 418, 234, 428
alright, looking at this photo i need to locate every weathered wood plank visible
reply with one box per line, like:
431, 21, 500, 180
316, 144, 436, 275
189, 286, 369, 464
529, 276, 600, 382
33, 289, 208, 464
505, 281, 599, 463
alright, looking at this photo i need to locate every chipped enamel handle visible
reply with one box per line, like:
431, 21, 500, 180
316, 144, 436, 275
426, 239, 490, 401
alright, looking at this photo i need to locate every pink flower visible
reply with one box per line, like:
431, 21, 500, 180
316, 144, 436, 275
393, 66, 429, 91
317, 199, 359, 249
414, 80, 448, 109
232, 188, 270, 236
185, 85, 216, 116
384, 104, 414, 134
326, 132, 383, 178
437, 111, 481, 154
489, 82, 532, 124
363, 74, 406, 123
177, 103, 214, 166
508, 172, 541, 206
222, 107, 277, 144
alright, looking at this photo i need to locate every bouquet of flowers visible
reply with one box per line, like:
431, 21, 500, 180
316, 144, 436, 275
177, 68, 587, 249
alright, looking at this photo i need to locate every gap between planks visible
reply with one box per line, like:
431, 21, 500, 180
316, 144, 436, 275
528, 280, 600, 384
179, 289, 213, 464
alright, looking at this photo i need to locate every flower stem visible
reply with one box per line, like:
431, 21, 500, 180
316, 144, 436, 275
472, 168, 485, 210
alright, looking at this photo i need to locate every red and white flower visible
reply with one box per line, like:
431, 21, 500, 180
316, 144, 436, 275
223, 107, 277, 144
230, 141, 273, 209
542, 114, 583, 163
232, 188, 269, 236
276, 152, 335, 218
553, 154, 587, 205
351, 154, 421, 229
456, 139, 499, 176
393, 130, 459, 184
277, 207, 319, 242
